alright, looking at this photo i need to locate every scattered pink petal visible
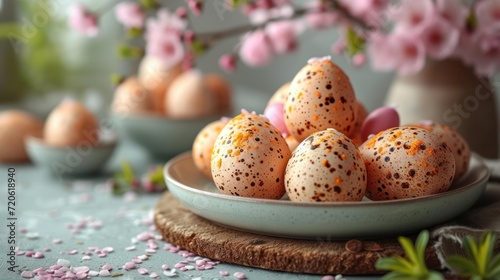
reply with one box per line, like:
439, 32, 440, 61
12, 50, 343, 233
19, 228, 28, 233
138, 254, 149, 260
234, 272, 247, 279
67, 249, 78, 255
132, 258, 142, 264
44, 248, 51, 252
32, 252, 45, 259
21, 271, 33, 278
125, 245, 136, 251
98, 253, 107, 258
138, 267, 149, 274
99, 270, 111, 277
101, 264, 112, 271
162, 264, 169, 270
82, 256, 91, 260
102, 247, 114, 253
322, 276, 335, 280
150, 272, 159, 278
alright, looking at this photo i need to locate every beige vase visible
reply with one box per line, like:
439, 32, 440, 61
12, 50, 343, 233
385, 59, 499, 159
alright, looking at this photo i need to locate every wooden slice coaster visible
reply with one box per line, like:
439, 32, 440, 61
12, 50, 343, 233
154, 192, 441, 275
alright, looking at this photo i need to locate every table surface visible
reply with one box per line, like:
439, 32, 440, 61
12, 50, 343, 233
1, 90, 499, 280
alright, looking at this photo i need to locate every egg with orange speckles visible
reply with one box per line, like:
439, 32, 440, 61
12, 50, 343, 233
408, 121, 470, 182
211, 113, 292, 199
359, 126, 456, 200
284, 57, 357, 142
192, 119, 228, 179
285, 128, 367, 202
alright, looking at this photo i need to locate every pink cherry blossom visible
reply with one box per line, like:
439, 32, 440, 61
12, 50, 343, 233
305, 1, 344, 30
392, 0, 434, 33
146, 32, 185, 69
187, 0, 203, 16
115, 2, 145, 29
352, 53, 366, 67
248, 5, 293, 24
475, 0, 500, 29
435, 0, 468, 28
368, 31, 426, 75
69, 3, 98, 37
468, 27, 500, 76
265, 21, 297, 54
341, 0, 389, 24
145, 8, 187, 42
368, 32, 399, 71
239, 30, 274, 67
219, 54, 237, 72
419, 16, 459, 59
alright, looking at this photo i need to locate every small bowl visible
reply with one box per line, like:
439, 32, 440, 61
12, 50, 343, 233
25, 134, 118, 178
111, 113, 223, 159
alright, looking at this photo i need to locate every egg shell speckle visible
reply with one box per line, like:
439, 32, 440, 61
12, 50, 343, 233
359, 126, 456, 200
111, 76, 153, 115
211, 113, 291, 199
285, 129, 367, 202
192, 120, 227, 179
408, 122, 470, 182
285, 59, 356, 142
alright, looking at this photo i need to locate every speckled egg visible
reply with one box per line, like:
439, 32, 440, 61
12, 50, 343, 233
284, 57, 356, 142
211, 113, 291, 199
138, 55, 183, 113
267, 82, 290, 106
166, 70, 217, 119
285, 128, 366, 202
192, 119, 228, 179
111, 76, 153, 115
359, 126, 456, 200
44, 100, 99, 147
0, 110, 43, 163
408, 121, 470, 182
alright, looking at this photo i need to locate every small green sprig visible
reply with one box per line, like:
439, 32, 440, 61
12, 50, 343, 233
446, 231, 500, 280
376, 230, 444, 280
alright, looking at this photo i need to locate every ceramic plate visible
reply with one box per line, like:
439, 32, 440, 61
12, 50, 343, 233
163, 152, 489, 239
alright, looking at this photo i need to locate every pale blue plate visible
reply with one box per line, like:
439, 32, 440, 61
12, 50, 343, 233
164, 152, 489, 240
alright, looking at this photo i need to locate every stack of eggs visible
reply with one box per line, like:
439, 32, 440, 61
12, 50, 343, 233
111, 56, 232, 118
192, 57, 471, 202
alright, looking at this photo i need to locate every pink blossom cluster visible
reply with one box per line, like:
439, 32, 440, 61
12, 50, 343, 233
67, 0, 500, 76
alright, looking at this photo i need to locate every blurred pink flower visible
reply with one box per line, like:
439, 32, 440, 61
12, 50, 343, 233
146, 32, 185, 69
331, 36, 346, 55
69, 3, 98, 37
435, 0, 468, 28
369, 31, 425, 75
219, 54, 237, 72
265, 21, 297, 54
145, 8, 187, 42
476, 0, 500, 29
239, 30, 274, 67
187, 0, 203, 16
305, 1, 343, 30
115, 2, 145, 29
393, 0, 434, 32
248, 5, 293, 24
341, 0, 389, 24
419, 16, 459, 59
352, 53, 366, 67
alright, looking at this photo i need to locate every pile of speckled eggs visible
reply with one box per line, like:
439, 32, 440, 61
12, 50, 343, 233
111, 56, 232, 118
192, 56, 471, 202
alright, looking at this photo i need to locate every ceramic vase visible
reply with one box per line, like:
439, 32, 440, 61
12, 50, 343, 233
385, 59, 499, 159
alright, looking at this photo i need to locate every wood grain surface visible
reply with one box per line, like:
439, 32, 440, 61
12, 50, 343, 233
154, 192, 442, 275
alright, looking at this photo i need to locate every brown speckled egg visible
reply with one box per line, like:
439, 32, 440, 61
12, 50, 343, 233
166, 70, 217, 119
111, 76, 153, 115
267, 82, 290, 107
211, 113, 291, 199
0, 110, 43, 163
44, 100, 99, 147
359, 126, 456, 200
349, 100, 369, 147
138, 56, 183, 113
192, 119, 228, 179
204, 73, 232, 113
285, 128, 366, 202
408, 121, 470, 182
284, 58, 356, 142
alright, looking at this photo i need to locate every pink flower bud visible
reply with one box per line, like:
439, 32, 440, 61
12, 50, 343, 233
219, 54, 237, 73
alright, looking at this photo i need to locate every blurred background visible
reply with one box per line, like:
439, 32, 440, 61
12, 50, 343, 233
0, 0, 395, 116
1, 0, 499, 122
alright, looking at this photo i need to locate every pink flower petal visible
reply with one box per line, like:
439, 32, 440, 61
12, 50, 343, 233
68, 4, 98, 37
219, 54, 237, 73
115, 2, 145, 28
265, 20, 298, 54
239, 30, 274, 67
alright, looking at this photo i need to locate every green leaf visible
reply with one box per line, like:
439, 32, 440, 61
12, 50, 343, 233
190, 40, 205, 55
345, 27, 365, 57
149, 165, 165, 185
118, 44, 144, 58
446, 255, 477, 275
399, 236, 421, 266
466, 9, 478, 30
427, 271, 445, 280
230, 0, 251, 8
121, 161, 135, 184
376, 256, 414, 273
139, 0, 158, 10
110, 73, 125, 86
126, 27, 144, 39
